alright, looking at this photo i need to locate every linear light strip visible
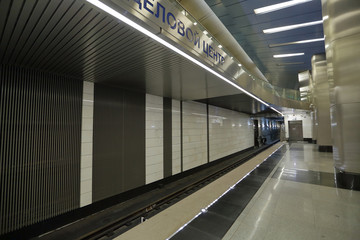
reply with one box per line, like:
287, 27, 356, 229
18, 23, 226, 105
254, 0, 312, 14
273, 53, 304, 58
87, 0, 275, 109
263, 20, 323, 34
269, 37, 324, 47
277, 62, 304, 66
270, 107, 284, 116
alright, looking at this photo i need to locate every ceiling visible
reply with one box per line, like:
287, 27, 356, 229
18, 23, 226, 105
204, 0, 325, 90
0, 0, 271, 114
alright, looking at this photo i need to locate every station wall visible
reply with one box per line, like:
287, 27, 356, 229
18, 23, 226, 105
0, 67, 278, 235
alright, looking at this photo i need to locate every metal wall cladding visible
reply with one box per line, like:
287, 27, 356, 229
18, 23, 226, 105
311, 57, 332, 147
0, 65, 83, 235
322, 0, 360, 173
93, 84, 145, 202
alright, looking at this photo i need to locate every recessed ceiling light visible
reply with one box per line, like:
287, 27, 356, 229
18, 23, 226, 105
276, 62, 304, 66
254, 0, 312, 15
86, 0, 271, 108
273, 53, 304, 58
263, 20, 323, 34
269, 37, 324, 47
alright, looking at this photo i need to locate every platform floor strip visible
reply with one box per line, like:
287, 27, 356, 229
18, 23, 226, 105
114, 143, 284, 240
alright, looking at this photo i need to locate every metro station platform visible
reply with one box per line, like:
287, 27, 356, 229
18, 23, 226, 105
115, 142, 360, 240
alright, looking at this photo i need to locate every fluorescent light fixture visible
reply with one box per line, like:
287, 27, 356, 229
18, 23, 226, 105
273, 53, 304, 58
86, 0, 270, 107
203, 30, 208, 35
263, 20, 323, 34
238, 64, 242, 67
254, 0, 312, 15
323, 15, 329, 20
218, 45, 222, 49
269, 37, 324, 47
276, 62, 304, 66
193, 22, 197, 25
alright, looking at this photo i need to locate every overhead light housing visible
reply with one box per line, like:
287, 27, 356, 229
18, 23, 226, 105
273, 53, 304, 58
263, 20, 323, 34
86, 0, 271, 108
218, 45, 223, 49
276, 62, 304, 66
269, 37, 324, 47
254, 0, 312, 15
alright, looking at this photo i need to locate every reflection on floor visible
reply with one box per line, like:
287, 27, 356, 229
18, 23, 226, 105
170, 146, 287, 240
114, 143, 360, 240
223, 143, 360, 240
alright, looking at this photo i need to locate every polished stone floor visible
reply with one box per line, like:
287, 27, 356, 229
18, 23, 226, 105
223, 143, 360, 240
114, 143, 360, 240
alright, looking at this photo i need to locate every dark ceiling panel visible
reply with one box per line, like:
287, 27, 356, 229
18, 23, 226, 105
0, 0, 283, 114
205, 0, 325, 90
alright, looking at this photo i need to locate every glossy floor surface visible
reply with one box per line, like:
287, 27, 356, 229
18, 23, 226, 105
114, 143, 360, 240
223, 143, 360, 240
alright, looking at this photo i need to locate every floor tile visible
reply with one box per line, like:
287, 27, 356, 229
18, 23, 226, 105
229, 221, 268, 240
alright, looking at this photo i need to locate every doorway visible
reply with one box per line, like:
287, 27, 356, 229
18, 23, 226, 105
288, 120, 303, 141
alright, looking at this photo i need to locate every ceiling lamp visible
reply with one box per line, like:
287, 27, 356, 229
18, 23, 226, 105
269, 37, 324, 47
86, 0, 274, 110
276, 62, 304, 66
273, 53, 304, 58
254, 0, 312, 15
263, 20, 323, 34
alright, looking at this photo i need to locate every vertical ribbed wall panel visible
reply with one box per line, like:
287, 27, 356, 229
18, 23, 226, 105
0, 65, 82, 235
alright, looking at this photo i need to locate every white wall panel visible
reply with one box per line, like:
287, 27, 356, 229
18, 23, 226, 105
146, 94, 163, 184
209, 106, 253, 161
80, 81, 94, 207
172, 100, 181, 175
182, 101, 208, 171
